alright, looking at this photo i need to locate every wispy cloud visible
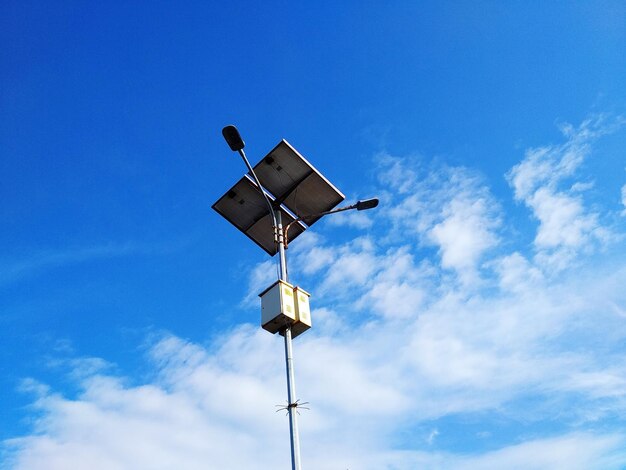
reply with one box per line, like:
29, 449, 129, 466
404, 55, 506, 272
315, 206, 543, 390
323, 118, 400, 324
0, 242, 180, 285
0, 244, 136, 286
377, 154, 501, 284
506, 115, 623, 270
0, 239, 193, 287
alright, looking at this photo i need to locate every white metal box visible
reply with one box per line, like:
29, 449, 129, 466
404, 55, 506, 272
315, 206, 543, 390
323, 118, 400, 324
291, 286, 311, 339
259, 280, 296, 334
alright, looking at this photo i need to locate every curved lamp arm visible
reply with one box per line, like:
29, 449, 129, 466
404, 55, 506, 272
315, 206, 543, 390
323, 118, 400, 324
283, 198, 379, 248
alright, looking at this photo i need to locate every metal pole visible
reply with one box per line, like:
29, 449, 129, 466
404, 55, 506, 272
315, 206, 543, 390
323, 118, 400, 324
276, 211, 288, 283
276, 211, 302, 470
283, 326, 301, 470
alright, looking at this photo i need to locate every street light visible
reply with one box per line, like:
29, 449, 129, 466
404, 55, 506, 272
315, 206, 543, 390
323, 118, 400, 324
356, 198, 380, 211
221, 124, 245, 151
213, 125, 378, 470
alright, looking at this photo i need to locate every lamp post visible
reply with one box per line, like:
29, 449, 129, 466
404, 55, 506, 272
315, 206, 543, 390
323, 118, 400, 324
215, 125, 378, 470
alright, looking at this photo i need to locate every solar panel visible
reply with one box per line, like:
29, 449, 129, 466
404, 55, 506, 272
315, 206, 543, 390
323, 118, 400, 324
212, 175, 306, 256
252, 140, 345, 225
213, 140, 345, 256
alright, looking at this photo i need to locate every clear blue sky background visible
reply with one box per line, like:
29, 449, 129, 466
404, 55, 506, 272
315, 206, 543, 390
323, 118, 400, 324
2, 2, 626, 468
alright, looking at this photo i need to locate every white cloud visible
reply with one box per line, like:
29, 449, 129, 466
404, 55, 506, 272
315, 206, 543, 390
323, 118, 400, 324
243, 259, 277, 305
8, 257, 626, 469
427, 428, 439, 445
4, 117, 626, 469
428, 193, 499, 275
376, 152, 420, 194
6, 302, 626, 469
621, 183, 626, 216
377, 158, 501, 283
491, 251, 543, 292
507, 115, 621, 270
451, 433, 626, 470
355, 246, 430, 319
313, 237, 378, 294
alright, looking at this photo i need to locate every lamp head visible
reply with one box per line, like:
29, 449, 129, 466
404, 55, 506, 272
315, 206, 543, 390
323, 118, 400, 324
222, 125, 245, 151
355, 198, 379, 211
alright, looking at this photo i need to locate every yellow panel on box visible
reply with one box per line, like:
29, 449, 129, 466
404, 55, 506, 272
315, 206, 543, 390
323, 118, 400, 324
291, 286, 311, 339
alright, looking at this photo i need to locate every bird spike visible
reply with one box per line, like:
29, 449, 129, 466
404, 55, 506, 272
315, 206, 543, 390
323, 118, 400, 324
275, 399, 310, 416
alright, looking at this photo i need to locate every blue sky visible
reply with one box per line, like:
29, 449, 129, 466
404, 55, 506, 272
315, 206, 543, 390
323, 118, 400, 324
2, 1, 626, 468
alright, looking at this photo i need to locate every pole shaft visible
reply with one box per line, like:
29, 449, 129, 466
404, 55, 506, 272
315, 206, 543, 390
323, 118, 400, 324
276, 211, 288, 282
284, 326, 301, 470
276, 211, 301, 470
